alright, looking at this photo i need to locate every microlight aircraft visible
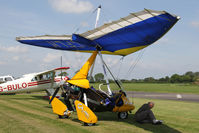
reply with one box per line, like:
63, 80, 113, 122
16, 8, 180, 125
0, 67, 69, 96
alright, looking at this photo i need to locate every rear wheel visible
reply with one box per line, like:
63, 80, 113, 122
118, 112, 128, 119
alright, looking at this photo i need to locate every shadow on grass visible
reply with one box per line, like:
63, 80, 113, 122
6, 97, 42, 101
70, 118, 85, 126
9, 95, 180, 132
31, 95, 50, 101
71, 118, 100, 127
31, 95, 66, 103
2, 95, 50, 101
95, 112, 181, 133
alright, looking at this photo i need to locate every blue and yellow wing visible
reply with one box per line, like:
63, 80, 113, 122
16, 9, 180, 56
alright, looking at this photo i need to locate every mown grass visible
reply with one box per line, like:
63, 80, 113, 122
0, 94, 199, 133
90, 83, 199, 94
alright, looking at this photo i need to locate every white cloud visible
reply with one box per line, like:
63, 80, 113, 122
105, 57, 120, 68
12, 56, 32, 63
43, 53, 62, 63
0, 45, 28, 53
12, 56, 19, 61
25, 58, 33, 63
103, 20, 112, 24
154, 38, 169, 45
49, 0, 93, 14
80, 21, 89, 27
0, 61, 6, 65
191, 21, 199, 28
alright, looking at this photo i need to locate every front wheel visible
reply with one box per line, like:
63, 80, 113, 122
58, 115, 69, 119
118, 112, 128, 119
84, 123, 96, 126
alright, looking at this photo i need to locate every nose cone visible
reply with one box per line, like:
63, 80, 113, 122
64, 76, 69, 81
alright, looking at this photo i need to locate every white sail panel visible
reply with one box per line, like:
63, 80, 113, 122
81, 9, 168, 40
17, 35, 72, 41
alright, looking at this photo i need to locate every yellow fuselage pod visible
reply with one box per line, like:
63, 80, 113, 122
50, 96, 68, 116
75, 100, 98, 124
112, 95, 135, 112
67, 51, 97, 89
68, 79, 90, 89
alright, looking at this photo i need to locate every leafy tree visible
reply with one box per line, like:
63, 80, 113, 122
181, 75, 192, 83
170, 74, 181, 83
158, 77, 166, 82
94, 73, 104, 82
185, 71, 194, 81
194, 72, 199, 77
185, 71, 194, 77
88, 76, 95, 83
144, 77, 156, 83
131, 79, 138, 82
121, 79, 131, 83
165, 76, 170, 82
193, 72, 199, 82
108, 79, 114, 83
75, 69, 80, 74
58, 72, 68, 76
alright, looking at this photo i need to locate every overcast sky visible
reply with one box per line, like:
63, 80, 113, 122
0, 0, 199, 79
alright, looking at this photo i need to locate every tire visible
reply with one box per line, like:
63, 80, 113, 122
84, 123, 96, 126
58, 115, 62, 119
118, 112, 128, 119
58, 115, 69, 119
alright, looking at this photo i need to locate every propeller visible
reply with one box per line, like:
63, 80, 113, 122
49, 81, 65, 104
49, 87, 60, 104
50, 71, 55, 89
61, 56, 63, 80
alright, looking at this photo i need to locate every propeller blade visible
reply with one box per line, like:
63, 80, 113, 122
50, 72, 55, 88
61, 56, 62, 80
49, 87, 60, 104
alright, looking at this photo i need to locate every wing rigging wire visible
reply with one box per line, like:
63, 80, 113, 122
99, 8, 147, 84
72, 6, 101, 74
72, 6, 151, 88
97, 9, 151, 56
125, 49, 146, 79
100, 57, 123, 90
83, 7, 147, 92
73, 6, 100, 34
88, 56, 96, 81
116, 56, 124, 80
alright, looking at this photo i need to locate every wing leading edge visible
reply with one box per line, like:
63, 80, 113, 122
16, 9, 180, 56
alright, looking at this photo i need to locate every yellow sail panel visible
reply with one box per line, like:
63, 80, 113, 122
50, 96, 67, 115
67, 79, 90, 89
75, 45, 148, 56
75, 100, 98, 124
71, 51, 97, 80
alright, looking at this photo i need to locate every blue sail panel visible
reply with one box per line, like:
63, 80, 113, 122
16, 9, 180, 56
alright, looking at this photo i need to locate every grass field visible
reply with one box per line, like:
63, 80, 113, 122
0, 94, 199, 133
90, 83, 199, 94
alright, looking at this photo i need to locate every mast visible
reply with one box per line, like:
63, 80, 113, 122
94, 5, 112, 95
86, 5, 103, 107
95, 5, 101, 28
88, 6, 101, 82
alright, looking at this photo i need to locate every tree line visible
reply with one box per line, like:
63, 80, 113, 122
90, 71, 199, 84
